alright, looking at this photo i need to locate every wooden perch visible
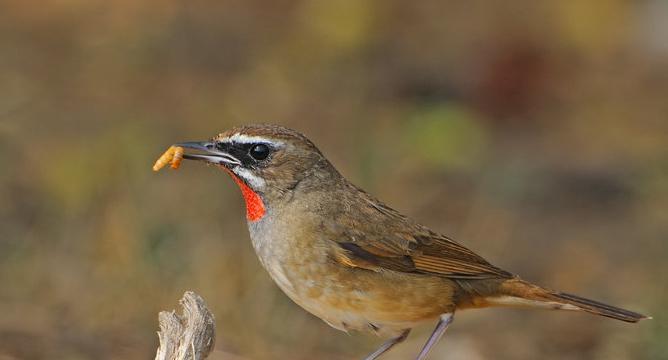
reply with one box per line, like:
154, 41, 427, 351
155, 291, 216, 360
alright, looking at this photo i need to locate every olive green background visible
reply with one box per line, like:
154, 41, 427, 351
1, 1, 666, 359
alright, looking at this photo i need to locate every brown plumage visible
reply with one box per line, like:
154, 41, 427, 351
163, 124, 649, 359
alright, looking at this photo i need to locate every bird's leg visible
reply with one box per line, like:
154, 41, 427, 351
415, 313, 454, 360
363, 329, 411, 360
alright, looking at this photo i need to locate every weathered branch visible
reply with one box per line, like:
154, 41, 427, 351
155, 291, 216, 360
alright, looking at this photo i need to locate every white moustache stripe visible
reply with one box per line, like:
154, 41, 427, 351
232, 167, 266, 189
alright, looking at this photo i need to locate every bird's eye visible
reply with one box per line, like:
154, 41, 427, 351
249, 143, 270, 160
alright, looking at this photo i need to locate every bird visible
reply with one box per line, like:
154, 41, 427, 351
162, 124, 649, 359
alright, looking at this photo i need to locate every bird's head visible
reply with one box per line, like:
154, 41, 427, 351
176, 124, 335, 221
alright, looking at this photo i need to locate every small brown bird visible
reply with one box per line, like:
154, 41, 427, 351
165, 124, 648, 359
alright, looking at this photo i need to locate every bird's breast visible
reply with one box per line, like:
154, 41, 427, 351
246, 213, 457, 335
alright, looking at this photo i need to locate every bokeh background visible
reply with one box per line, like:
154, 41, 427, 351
1, 1, 666, 359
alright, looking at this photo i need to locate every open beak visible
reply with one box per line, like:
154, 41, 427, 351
175, 141, 241, 167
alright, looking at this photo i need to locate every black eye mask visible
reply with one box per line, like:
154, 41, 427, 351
216, 142, 273, 167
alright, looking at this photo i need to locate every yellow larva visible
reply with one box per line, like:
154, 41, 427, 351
170, 146, 184, 169
152, 146, 185, 171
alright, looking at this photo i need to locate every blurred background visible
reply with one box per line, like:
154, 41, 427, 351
1, 1, 666, 359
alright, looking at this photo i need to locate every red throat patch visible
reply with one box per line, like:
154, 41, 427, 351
222, 168, 266, 222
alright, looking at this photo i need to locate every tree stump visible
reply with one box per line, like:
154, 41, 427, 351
155, 291, 216, 360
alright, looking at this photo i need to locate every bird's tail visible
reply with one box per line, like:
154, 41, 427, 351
485, 278, 649, 323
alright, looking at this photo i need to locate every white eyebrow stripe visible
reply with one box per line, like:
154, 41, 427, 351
225, 133, 284, 146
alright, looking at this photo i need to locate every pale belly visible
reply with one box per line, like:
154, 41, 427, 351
249, 226, 456, 336
276, 267, 455, 336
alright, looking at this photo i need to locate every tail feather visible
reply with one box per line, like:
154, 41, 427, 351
548, 292, 648, 323
490, 279, 650, 323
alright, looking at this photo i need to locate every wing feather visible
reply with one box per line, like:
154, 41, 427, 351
327, 186, 513, 280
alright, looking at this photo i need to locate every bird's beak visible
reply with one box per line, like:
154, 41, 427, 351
175, 141, 242, 167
